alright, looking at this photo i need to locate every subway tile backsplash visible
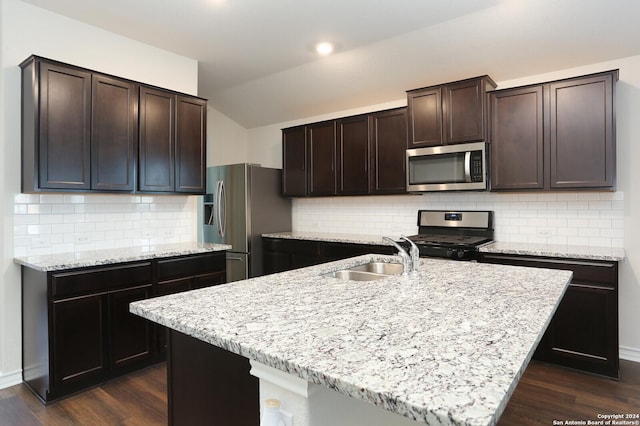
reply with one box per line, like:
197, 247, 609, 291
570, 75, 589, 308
291, 191, 625, 248
15, 190, 624, 257
14, 194, 197, 257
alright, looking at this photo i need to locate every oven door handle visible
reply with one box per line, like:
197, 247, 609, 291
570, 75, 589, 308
464, 151, 472, 183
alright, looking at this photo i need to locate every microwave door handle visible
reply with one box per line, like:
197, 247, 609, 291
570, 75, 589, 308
464, 151, 472, 183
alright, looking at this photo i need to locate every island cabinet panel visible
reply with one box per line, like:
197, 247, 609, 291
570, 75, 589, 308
21, 251, 227, 403
489, 70, 618, 191
263, 237, 394, 274
167, 329, 259, 426
21, 55, 207, 195
407, 76, 496, 148
478, 252, 619, 378
282, 126, 307, 196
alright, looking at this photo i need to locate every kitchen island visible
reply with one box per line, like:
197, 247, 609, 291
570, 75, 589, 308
131, 254, 572, 425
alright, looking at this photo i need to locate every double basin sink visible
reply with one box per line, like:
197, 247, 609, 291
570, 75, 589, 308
324, 262, 404, 281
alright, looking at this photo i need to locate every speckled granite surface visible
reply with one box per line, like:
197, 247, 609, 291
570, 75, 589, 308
263, 231, 396, 246
14, 242, 231, 271
263, 231, 625, 262
480, 241, 625, 262
131, 254, 571, 425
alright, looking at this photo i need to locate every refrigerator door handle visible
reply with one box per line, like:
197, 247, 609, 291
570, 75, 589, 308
218, 180, 226, 237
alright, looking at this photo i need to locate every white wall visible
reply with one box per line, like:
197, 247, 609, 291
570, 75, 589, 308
0, 0, 200, 387
246, 56, 640, 362
207, 106, 249, 167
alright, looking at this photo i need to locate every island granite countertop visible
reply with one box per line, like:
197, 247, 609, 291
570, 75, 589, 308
14, 242, 231, 271
131, 254, 572, 425
263, 231, 626, 262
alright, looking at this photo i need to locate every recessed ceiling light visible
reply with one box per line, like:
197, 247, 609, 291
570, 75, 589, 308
315, 42, 334, 56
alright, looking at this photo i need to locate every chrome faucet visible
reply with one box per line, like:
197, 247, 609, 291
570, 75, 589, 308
400, 235, 420, 273
382, 237, 411, 275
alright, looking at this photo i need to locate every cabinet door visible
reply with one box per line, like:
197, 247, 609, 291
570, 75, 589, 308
490, 86, 545, 190
407, 87, 442, 148
337, 115, 370, 195
38, 62, 91, 190
282, 126, 307, 196
139, 86, 175, 192
540, 283, 618, 377
108, 284, 153, 369
175, 96, 207, 194
52, 293, 106, 387
370, 108, 407, 194
443, 78, 488, 144
549, 73, 616, 189
307, 121, 337, 196
91, 75, 137, 191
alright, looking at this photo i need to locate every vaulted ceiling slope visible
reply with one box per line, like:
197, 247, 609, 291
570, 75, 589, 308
20, 0, 640, 128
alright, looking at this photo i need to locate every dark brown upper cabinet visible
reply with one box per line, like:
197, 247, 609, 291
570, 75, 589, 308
138, 87, 175, 192
175, 96, 207, 193
307, 120, 338, 196
489, 85, 545, 190
489, 70, 618, 191
370, 108, 408, 194
407, 76, 496, 148
337, 114, 370, 195
21, 55, 206, 195
22, 58, 92, 191
282, 108, 407, 197
92, 74, 138, 191
137, 88, 207, 194
282, 126, 307, 196
549, 73, 616, 189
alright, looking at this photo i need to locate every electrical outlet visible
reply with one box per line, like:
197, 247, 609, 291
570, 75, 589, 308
536, 228, 553, 237
75, 235, 91, 244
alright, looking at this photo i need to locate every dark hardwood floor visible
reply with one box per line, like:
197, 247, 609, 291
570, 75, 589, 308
0, 360, 638, 425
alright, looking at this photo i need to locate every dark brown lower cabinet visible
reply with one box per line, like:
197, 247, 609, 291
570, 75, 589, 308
22, 251, 227, 403
262, 237, 395, 274
167, 329, 259, 426
478, 252, 619, 378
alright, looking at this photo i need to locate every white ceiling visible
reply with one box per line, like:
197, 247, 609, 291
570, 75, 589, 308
19, 0, 640, 128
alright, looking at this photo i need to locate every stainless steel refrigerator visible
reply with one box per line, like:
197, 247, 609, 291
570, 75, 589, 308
198, 164, 291, 282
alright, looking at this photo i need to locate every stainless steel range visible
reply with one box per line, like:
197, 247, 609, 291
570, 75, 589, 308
406, 210, 494, 261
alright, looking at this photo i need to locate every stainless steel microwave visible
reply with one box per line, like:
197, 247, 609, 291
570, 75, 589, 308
406, 142, 487, 192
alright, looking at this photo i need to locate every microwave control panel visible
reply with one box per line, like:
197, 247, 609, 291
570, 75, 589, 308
471, 151, 484, 182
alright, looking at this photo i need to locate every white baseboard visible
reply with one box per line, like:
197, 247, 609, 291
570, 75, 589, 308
0, 369, 22, 390
620, 346, 640, 363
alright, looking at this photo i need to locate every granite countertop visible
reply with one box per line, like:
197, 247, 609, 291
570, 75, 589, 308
131, 254, 571, 425
479, 241, 626, 262
263, 231, 626, 262
14, 242, 232, 271
263, 231, 396, 247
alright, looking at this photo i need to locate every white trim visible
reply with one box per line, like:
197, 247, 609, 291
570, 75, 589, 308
0, 370, 22, 390
249, 360, 315, 398
620, 346, 640, 363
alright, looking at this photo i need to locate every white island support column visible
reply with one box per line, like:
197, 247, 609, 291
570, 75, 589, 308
249, 360, 422, 426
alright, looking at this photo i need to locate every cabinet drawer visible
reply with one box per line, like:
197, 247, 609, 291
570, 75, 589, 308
263, 238, 320, 256
157, 253, 225, 281
157, 277, 192, 296
51, 262, 152, 298
479, 254, 616, 287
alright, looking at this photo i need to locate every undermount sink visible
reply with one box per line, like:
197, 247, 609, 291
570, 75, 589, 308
324, 262, 404, 281
348, 262, 404, 275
